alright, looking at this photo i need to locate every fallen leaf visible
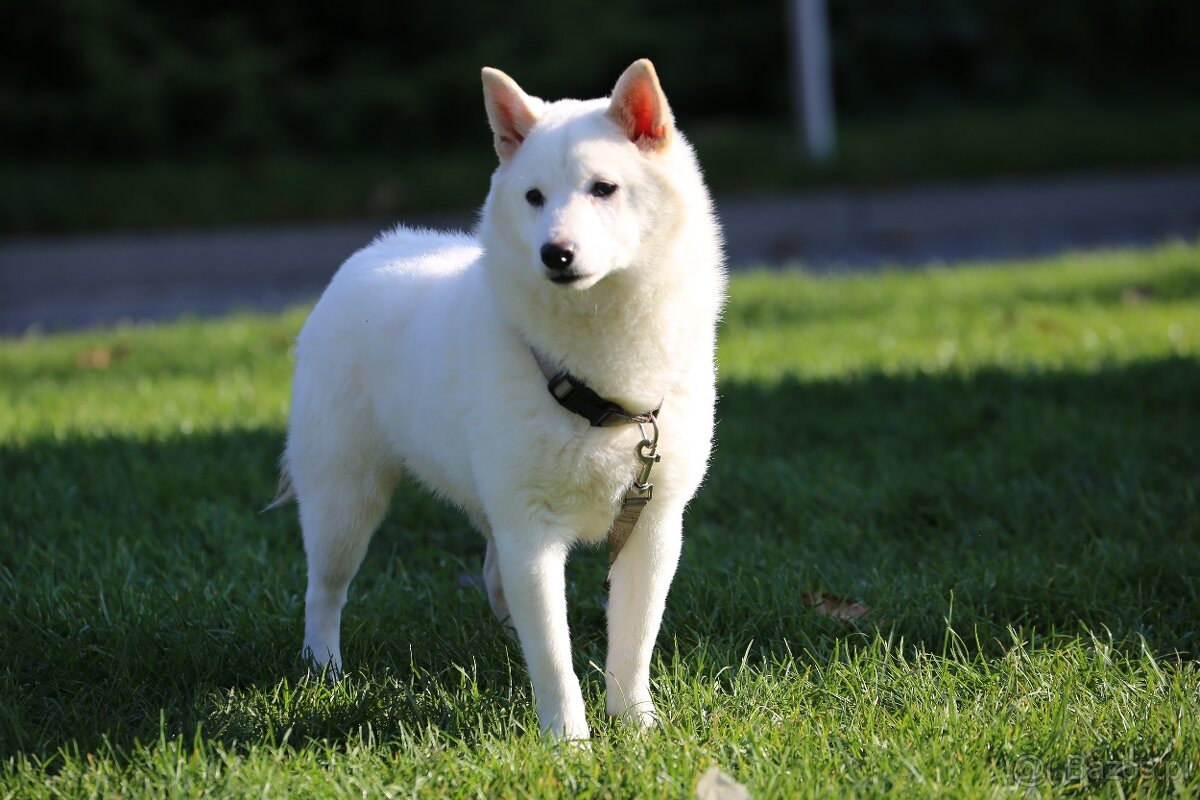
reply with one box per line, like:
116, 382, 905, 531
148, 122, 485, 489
1122, 286, 1156, 305
1032, 317, 1062, 333
802, 591, 870, 622
77, 348, 111, 369
76, 342, 132, 369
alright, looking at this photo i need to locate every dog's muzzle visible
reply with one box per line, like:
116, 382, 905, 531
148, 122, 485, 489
541, 242, 586, 283
540, 242, 575, 270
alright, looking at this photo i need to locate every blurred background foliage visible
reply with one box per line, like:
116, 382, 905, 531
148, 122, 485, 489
4, 0, 1199, 231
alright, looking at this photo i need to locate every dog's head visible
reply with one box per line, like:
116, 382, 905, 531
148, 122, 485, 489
479, 59, 685, 292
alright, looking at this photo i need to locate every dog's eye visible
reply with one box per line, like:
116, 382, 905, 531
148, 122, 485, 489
525, 188, 544, 207
590, 181, 618, 199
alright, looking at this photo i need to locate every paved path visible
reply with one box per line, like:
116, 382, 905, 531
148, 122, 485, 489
2, 169, 1198, 335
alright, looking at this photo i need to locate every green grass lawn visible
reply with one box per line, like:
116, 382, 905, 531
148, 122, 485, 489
6, 102, 1200, 234
2, 242, 1199, 797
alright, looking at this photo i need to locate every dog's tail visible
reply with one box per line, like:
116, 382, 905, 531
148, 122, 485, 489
262, 455, 296, 512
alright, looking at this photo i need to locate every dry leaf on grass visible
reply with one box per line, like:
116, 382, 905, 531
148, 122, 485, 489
76, 343, 132, 369
1122, 286, 1156, 305
77, 348, 112, 369
802, 591, 870, 622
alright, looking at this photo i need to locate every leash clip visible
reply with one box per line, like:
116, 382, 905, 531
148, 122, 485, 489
634, 417, 661, 490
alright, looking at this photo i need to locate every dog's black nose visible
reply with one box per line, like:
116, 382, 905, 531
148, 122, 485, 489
540, 242, 575, 270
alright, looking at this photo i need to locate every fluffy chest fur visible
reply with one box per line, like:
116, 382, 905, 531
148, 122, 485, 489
298, 232, 715, 544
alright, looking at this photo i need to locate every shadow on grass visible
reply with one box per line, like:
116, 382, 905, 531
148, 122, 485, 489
1, 356, 1197, 761
678, 355, 1199, 665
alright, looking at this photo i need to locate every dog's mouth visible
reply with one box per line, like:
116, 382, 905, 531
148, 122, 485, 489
548, 271, 589, 286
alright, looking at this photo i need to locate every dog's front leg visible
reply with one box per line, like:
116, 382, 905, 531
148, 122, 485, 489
604, 505, 684, 728
491, 529, 589, 741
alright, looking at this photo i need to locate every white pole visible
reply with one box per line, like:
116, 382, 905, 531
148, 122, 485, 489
790, 0, 837, 162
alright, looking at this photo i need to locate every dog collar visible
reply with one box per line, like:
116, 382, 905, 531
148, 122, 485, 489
531, 349, 661, 427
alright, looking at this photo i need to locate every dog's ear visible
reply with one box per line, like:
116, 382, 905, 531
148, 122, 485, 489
482, 68, 541, 161
607, 59, 673, 152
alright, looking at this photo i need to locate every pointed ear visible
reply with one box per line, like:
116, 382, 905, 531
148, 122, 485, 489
482, 67, 540, 161
607, 59, 673, 152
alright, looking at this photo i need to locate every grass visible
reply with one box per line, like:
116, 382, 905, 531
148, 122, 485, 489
2, 241, 1199, 797
5, 101, 1200, 234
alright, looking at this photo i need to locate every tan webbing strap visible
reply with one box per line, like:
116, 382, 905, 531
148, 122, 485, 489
603, 421, 659, 587
607, 483, 652, 569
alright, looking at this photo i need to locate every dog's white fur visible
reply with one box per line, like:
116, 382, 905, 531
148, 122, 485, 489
282, 60, 725, 740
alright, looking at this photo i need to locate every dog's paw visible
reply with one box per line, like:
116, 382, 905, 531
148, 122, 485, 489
299, 646, 343, 683
554, 736, 593, 752
544, 723, 592, 744
539, 707, 591, 743
607, 699, 659, 730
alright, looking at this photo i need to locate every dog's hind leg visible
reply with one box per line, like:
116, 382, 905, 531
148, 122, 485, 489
296, 461, 394, 676
604, 505, 684, 728
472, 514, 513, 628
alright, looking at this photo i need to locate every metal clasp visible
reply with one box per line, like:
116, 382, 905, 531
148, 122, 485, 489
634, 416, 661, 490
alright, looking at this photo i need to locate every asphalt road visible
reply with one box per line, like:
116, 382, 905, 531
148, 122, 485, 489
2, 169, 1198, 335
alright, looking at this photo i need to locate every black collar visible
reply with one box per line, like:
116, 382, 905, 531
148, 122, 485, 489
532, 350, 661, 427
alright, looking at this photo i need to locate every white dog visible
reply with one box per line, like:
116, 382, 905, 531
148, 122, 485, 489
278, 59, 726, 740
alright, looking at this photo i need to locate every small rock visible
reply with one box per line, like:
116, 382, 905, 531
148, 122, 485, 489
696, 766, 752, 800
